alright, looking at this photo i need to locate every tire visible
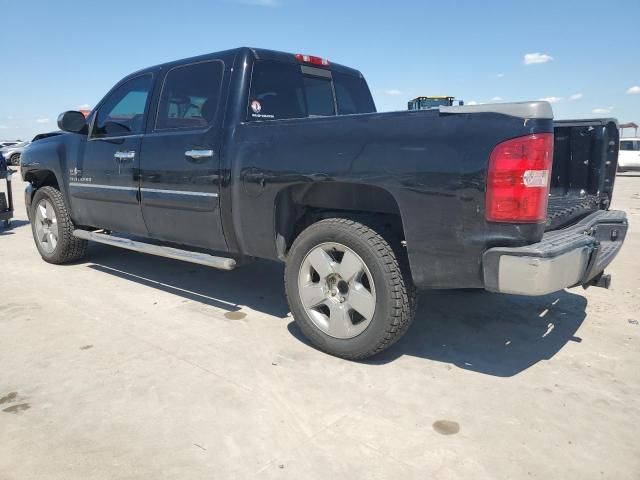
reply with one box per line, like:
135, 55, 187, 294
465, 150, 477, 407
10, 154, 20, 166
30, 186, 88, 264
285, 218, 416, 360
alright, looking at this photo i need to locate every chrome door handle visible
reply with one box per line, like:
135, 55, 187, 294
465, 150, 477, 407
185, 149, 214, 159
114, 151, 136, 161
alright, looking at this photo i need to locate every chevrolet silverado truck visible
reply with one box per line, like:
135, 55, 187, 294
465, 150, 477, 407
20, 47, 628, 359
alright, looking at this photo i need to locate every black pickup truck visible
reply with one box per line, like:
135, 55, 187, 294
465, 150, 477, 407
21, 47, 627, 359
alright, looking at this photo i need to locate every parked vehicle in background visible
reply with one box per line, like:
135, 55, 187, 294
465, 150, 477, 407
407, 96, 463, 110
619, 138, 640, 171
20, 47, 628, 359
32, 131, 64, 142
1, 141, 30, 166
0, 141, 20, 149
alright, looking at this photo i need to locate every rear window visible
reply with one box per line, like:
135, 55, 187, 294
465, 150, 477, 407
248, 61, 306, 121
248, 60, 375, 121
303, 76, 335, 116
333, 71, 376, 115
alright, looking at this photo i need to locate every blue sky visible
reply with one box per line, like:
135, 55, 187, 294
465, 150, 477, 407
1, 0, 639, 140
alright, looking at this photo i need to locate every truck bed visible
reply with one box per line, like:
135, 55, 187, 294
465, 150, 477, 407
546, 192, 599, 230
547, 119, 619, 231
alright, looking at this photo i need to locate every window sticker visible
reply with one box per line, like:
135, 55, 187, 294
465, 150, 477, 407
250, 99, 275, 119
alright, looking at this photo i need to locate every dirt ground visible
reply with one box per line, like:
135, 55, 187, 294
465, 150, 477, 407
1, 174, 638, 480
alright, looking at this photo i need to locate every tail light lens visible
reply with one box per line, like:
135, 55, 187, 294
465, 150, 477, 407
486, 133, 554, 223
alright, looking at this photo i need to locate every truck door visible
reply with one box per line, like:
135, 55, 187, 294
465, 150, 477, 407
69, 74, 153, 236
139, 59, 227, 251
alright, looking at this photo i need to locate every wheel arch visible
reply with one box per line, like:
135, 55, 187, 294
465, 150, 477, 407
274, 182, 407, 259
23, 169, 61, 207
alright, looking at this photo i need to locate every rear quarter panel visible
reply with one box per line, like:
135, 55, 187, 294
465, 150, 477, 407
229, 109, 553, 288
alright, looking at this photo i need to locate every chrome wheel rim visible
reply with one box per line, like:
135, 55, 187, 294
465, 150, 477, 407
34, 199, 59, 254
298, 242, 376, 339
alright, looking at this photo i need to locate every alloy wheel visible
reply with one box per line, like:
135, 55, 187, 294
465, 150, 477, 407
298, 242, 376, 339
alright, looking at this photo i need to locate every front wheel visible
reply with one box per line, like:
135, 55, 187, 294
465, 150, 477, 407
9, 154, 20, 166
285, 218, 416, 360
30, 186, 88, 264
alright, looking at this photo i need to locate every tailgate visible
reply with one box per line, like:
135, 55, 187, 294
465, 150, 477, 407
548, 119, 619, 230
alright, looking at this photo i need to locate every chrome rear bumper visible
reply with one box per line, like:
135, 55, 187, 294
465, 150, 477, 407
483, 210, 627, 296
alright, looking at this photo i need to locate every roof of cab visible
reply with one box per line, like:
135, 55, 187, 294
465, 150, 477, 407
128, 47, 364, 79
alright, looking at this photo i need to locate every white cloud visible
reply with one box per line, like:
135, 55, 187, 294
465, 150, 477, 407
0, 125, 8, 129
523, 52, 553, 65
539, 96, 562, 104
466, 100, 479, 105
569, 93, 583, 101
496, 73, 504, 78
592, 106, 614, 114
383, 89, 403, 96
36, 118, 50, 124
627, 86, 640, 95
490, 96, 503, 102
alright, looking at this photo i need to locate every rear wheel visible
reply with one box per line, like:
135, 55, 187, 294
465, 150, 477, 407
9, 154, 20, 166
30, 186, 87, 264
285, 218, 416, 360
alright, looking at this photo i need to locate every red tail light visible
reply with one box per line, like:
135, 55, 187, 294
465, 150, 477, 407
295, 53, 330, 66
486, 133, 554, 223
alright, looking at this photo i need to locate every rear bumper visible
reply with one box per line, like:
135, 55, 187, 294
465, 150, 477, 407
483, 210, 627, 296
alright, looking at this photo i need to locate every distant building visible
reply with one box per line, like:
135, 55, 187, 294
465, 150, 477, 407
619, 122, 638, 137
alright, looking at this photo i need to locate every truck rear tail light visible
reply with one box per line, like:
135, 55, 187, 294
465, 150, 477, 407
295, 53, 330, 66
486, 133, 554, 223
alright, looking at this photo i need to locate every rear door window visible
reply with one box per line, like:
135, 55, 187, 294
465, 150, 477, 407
156, 60, 224, 131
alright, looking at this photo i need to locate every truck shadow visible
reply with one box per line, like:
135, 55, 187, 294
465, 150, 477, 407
85, 243, 291, 318
359, 289, 587, 376
0, 219, 29, 235
85, 243, 587, 377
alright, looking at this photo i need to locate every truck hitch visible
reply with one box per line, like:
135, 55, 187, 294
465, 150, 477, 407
582, 272, 611, 290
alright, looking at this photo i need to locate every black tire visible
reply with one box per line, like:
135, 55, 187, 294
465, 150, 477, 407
285, 218, 416, 360
10, 154, 20, 166
30, 186, 88, 264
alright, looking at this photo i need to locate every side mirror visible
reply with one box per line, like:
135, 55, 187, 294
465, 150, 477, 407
57, 111, 88, 134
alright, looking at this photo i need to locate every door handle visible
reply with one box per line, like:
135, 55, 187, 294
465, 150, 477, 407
114, 151, 136, 161
185, 149, 214, 160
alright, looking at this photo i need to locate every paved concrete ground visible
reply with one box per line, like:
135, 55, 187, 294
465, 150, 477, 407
0, 175, 639, 480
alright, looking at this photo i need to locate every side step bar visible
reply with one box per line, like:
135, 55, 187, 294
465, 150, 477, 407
72, 230, 236, 270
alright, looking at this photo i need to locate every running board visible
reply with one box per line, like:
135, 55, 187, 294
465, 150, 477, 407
72, 230, 236, 270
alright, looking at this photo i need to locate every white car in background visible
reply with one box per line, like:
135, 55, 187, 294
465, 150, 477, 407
0, 141, 31, 166
619, 138, 640, 172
